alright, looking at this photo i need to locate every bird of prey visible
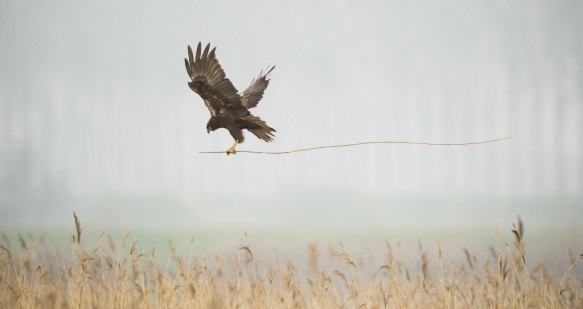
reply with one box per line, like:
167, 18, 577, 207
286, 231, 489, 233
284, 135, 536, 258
184, 42, 276, 155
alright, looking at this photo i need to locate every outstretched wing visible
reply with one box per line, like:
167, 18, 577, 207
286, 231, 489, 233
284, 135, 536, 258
185, 42, 243, 116
240, 66, 275, 109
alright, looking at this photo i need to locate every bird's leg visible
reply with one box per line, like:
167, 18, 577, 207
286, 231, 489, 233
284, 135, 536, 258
226, 140, 239, 155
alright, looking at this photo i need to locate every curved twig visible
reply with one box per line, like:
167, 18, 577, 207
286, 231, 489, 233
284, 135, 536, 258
199, 136, 512, 155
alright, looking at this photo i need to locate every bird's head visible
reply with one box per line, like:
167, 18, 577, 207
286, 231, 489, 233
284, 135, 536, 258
206, 118, 219, 133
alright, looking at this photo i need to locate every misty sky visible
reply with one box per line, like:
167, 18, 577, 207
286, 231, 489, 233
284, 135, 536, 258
0, 0, 582, 241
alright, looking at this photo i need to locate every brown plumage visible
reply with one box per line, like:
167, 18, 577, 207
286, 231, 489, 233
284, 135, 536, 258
184, 42, 276, 155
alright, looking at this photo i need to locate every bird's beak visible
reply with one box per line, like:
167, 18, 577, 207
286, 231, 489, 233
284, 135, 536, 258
207, 128, 210, 134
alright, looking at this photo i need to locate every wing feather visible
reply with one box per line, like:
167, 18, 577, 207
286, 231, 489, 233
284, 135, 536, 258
240, 66, 275, 109
184, 42, 242, 116
195, 42, 201, 61
200, 43, 210, 75
184, 58, 192, 79
187, 46, 195, 77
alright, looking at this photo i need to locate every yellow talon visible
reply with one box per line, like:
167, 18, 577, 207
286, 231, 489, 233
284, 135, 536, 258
226, 140, 238, 155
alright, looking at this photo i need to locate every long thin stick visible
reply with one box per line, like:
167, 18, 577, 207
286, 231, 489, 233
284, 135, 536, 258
199, 136, 512, 155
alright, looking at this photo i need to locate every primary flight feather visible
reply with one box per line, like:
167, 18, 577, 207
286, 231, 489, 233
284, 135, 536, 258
184, 42, 276, 155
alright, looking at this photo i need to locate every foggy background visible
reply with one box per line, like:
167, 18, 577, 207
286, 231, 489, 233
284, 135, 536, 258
1, 0, 581, 262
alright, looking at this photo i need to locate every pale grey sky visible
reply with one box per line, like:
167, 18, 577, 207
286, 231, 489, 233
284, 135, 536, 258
0, 0, 582, 244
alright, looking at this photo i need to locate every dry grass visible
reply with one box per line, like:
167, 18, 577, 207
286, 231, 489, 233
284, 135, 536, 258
0, 216, 581, 308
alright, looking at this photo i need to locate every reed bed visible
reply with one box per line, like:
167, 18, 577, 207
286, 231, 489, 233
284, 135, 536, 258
1, 215, 581, 308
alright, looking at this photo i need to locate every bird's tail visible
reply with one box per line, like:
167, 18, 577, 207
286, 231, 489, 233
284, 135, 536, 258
242, 114, 276, 142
